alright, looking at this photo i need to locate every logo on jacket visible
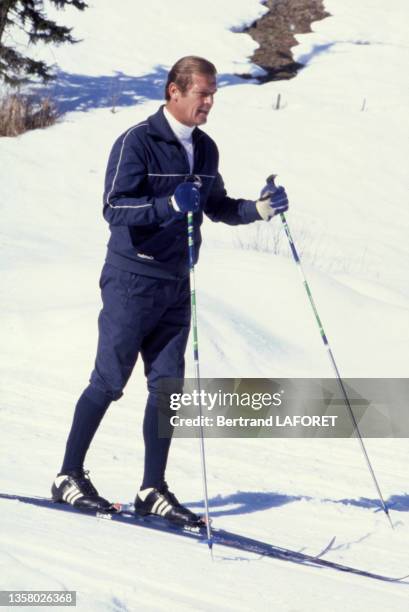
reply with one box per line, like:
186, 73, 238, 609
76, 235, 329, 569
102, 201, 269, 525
137, 252, 155, 261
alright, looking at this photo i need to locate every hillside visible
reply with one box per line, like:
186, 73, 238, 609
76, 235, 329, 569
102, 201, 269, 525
1, 1, 409, 611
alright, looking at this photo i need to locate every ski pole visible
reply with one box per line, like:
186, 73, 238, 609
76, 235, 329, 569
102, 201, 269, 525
264, 174, 393, 529
186, 176, 213, 551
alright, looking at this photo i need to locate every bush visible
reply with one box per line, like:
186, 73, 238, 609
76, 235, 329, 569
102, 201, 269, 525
233, 220, 324, 265
0, 93, 58, 137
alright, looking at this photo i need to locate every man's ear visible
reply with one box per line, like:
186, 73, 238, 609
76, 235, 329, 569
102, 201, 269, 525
168, 82, 179, 101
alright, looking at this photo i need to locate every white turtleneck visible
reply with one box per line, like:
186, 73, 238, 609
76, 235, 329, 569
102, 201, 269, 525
163, 106, 194, 173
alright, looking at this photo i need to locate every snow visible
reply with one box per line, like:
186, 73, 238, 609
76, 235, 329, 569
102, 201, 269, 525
1, 0, 409, 610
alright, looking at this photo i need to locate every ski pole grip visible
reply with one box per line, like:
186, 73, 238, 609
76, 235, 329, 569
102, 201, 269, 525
265, 174, 278, 192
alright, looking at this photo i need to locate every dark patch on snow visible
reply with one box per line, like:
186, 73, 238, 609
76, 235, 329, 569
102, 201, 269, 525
242, 0, 331, 82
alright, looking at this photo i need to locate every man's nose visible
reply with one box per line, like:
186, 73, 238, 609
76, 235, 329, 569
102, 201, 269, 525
203, 93, 214, 106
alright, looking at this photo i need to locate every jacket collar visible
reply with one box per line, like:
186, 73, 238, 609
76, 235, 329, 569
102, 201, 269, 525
147, 105, 202, 144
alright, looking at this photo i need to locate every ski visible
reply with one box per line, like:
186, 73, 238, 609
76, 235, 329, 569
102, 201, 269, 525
1, 492, 408, 584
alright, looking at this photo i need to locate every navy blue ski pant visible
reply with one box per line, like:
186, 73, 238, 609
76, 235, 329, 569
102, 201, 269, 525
61, 263, 190, 489
91, 263, 190, 398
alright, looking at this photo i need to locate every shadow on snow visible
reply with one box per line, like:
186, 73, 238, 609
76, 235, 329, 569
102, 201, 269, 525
30, 67, 253, 114
187, 491, 409, 517
336, 494, 409, 513
188, 491, 305, 517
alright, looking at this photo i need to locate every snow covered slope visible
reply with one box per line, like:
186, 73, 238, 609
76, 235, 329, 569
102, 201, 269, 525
1, 1, 409, 610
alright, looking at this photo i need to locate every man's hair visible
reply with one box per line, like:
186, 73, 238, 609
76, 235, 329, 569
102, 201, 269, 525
165, 56, 217, 101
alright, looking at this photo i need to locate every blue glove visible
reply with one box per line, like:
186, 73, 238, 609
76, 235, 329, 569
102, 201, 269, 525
256, 185, 289, 221
171, 182, 201, 214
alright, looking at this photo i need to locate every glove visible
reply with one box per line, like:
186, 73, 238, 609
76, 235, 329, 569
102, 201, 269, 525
170, 182, 201, 214
256, 185, 289, 221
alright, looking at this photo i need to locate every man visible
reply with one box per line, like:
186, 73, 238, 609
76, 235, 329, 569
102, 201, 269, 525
52, 56, 288, 525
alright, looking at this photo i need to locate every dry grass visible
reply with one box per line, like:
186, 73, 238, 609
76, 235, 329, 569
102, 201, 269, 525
0, 93, 58, 137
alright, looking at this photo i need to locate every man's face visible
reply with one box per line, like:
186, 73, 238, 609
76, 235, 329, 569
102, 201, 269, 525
168, 73, 217, 127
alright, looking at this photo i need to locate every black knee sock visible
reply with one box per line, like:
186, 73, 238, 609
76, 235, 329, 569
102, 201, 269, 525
61, 385, 112, 473
141, 392, 174, 490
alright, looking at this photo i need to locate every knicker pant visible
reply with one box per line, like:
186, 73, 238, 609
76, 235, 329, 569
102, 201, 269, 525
61, 263, 190, 489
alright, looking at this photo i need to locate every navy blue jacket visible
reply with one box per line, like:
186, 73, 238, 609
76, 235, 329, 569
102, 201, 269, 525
103, 105, 261, 279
